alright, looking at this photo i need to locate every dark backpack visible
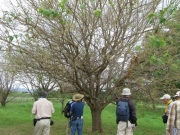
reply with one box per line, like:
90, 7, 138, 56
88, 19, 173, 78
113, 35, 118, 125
116, 99, 130, 121
63, 101, 74, 118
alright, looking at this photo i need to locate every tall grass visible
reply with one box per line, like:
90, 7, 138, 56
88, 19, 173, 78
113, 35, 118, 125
0, 98, 166, 135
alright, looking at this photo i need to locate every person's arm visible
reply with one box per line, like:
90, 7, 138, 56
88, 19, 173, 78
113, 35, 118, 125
31, 102, 37, 115
51, 102, 55, 114
129, 100, 137, 126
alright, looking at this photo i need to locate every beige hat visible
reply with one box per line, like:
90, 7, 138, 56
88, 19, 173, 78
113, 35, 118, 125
121, 88, 131, 95
160, 94, 171, 99
174, 91, 180, 97
72, 94, 84, 101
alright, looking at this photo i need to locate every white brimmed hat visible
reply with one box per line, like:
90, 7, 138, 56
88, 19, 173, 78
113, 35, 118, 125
174, 91, 180, 97
160, 94, 171, 99
72, 94, 84, 101
121, 88, 131, 95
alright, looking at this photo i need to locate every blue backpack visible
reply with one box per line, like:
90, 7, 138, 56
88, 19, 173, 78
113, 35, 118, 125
116, 100, 130, 121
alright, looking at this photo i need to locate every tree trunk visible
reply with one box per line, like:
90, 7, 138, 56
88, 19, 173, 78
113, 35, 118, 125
1, 99, 6, 107
90, 107, 103, 133
1, 92, 7, 107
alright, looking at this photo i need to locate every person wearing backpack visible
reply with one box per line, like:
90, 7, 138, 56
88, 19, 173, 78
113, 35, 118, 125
62, 98, 75, 135
116, 88, 137, 135
70, 93, 85, 135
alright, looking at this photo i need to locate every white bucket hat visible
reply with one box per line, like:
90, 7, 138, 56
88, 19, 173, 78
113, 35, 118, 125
121, 88, 131, 95
160, 94, 171, 99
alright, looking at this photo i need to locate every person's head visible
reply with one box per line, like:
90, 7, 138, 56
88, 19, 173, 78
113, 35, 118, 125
39, 91, 48, 98
121, 88, 131, 98
72, 93, 84, 102
174, 91, 180, 100
160, 94, 171, 104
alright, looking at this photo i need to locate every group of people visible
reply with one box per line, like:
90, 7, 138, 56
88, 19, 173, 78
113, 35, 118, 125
160, 91, 180, 135
31, 88, 137, 135
31, 91, 85, 135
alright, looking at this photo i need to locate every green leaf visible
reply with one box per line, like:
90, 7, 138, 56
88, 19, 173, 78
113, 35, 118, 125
150, 54, 157, 64
44, 9, 51, 17
135, 45, 141, 51
8, 17, 12, 22
160, 17, 166, 24
51, 9, 58, 18
147, 13, 156, 24
0, 46, 2, 50
58, 0, 68, 10
108, 2, 114, 6
18, 50, 23, 54
5, 30, 9, 33
39, 8, 44, 14
149, 36, 166, 48
147, 13, 156, 19
8, 36, 14, 42
80, 4, 86, 9
171, 64, 178, 70
94, 9, 102, 17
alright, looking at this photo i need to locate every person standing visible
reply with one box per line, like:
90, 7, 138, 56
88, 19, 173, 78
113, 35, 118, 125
160, 94, 173, 135
116, 88, 137, 135
32, 91, 55, 135
166, 91, 180, 135
62, 98, 75, 135
70, 93, 85, 135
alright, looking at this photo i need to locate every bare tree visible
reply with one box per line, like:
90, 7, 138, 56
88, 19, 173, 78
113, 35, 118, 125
0, 0, 178, 132
0, 69, 17, 106
17, 72, 60, 100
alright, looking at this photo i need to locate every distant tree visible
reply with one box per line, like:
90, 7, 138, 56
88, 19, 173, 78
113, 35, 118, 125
0, 0, 178, 132
18, 72, 60, 100
0, 44, 18, 106
0, 68, 17, 106
127, 7, 180, 109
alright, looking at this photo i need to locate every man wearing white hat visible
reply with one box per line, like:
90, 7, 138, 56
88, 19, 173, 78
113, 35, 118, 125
116, 88, 137, 135
160, 94, 173, 135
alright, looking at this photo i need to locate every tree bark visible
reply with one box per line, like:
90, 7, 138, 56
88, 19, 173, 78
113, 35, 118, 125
90, 107, 103, 133
1, 99, 6, 107
1, 95, 7, 107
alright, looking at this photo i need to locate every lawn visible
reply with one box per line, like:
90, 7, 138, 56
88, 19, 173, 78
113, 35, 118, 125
0, 95, 166, 135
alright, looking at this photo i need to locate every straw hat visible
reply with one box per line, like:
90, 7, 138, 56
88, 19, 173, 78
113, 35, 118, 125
72, 94, 84, 101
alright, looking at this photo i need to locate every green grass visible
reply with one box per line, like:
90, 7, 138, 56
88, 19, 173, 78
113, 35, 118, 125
0, 100, 166, 135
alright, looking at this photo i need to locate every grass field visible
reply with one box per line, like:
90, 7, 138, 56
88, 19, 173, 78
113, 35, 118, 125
0, 93, 166, 135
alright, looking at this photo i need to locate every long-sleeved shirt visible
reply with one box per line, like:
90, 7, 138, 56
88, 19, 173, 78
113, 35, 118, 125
166, 100, 180, 134
116, 97, 137, 126
32, 98, 55, 119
